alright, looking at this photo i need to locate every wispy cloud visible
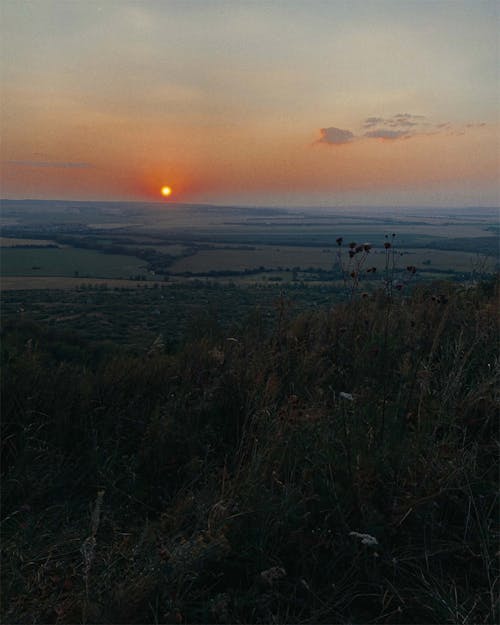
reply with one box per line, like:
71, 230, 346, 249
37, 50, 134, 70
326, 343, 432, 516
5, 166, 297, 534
316, 114, 486, 146
363, 116, 386, 128
364, 129, 410, 140
362, 113, 428, 138
317, 127, 355, 145
7, 160, 93, 168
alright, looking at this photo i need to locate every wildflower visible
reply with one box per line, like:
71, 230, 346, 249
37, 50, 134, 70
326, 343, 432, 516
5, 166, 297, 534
363, 243, 372, 252
348, 250, 356, 258
349, 531, 379, 546
340, 392, 354, 401
355, 245, 364, 253
349, 242, 357, 249
384, 242, 391, 249
336, 237, 343, 246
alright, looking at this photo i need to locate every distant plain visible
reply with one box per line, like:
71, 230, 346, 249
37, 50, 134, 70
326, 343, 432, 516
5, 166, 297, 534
1, 200, 497, 289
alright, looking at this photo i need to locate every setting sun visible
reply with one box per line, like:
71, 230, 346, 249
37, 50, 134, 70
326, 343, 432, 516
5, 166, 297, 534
161, 186, 172, 197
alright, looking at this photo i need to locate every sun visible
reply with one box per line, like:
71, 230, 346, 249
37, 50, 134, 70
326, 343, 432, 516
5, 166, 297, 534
161, 185, 172, 197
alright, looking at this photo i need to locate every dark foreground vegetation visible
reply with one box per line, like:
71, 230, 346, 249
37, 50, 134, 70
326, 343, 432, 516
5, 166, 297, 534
2, 278, 499, 624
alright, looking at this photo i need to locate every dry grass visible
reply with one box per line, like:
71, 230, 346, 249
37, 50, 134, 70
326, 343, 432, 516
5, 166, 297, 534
2, 276, 498, 623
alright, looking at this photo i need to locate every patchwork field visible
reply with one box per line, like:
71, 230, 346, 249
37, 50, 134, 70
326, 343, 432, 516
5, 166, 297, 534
0, 237, 59, 247
0, 247, 147, 279
168, 245, 494, 275
0, 200, 497, 288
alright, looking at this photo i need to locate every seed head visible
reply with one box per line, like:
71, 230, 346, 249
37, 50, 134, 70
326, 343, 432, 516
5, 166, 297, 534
336, 237, 343, 246
384, 242, 391, 249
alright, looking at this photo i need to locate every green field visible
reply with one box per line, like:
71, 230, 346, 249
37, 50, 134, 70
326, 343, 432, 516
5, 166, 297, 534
168, 244, 494, 275
0, 247, 147, 279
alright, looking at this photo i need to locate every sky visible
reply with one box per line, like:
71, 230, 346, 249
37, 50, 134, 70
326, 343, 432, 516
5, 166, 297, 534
1, 0, 499, 207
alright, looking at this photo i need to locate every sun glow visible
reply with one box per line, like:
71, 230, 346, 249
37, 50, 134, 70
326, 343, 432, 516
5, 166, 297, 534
161, 185, 172, 197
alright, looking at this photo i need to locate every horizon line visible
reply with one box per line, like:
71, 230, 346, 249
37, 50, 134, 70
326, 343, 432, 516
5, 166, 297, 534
1, 198, 499, 211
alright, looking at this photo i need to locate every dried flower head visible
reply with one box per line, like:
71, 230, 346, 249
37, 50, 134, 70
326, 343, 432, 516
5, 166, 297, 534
384, 242, 391, 249
363, 243, 372, 252
336, 237, 343, 246
349, 531, 379, 547
349, 242, 357, 249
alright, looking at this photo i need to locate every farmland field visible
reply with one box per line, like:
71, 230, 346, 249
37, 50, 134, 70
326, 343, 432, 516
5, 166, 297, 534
0, 247, 147, 279
0, 200, 497, 287
168, 244, 494, 275
0, 237, 59, 247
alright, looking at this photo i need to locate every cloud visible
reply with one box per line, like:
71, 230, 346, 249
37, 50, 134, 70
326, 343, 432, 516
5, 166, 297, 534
393, 113, 425, 121
7, 160, 92, 168
364, 129, 409, 140
315, 114, 482, 147
387, 119, 418, 127
363, 113, 430, 140
317, 127, 355, 145
363, 116, 386, 127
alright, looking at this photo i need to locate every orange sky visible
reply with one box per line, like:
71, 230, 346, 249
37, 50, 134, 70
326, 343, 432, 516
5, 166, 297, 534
1, 1, 498, 207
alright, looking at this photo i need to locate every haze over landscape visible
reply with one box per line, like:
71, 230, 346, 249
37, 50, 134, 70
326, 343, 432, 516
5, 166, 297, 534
1, 0, 498, 207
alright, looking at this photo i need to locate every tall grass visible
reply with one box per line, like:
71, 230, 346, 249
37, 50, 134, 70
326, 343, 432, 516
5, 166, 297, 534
1, 277, 498, 623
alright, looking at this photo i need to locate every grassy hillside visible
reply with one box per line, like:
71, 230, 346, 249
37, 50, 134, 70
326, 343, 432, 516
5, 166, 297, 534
2, 278, 498, 624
